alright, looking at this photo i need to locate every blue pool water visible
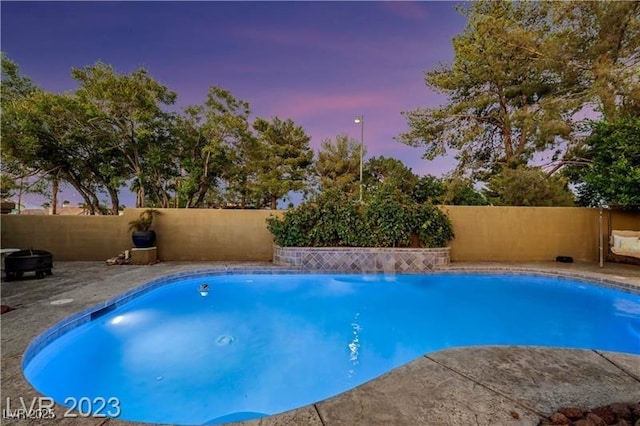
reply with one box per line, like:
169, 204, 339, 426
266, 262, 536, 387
24, 273, 640, 425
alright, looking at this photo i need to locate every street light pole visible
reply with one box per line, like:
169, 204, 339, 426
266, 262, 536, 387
354, 115, 364, 202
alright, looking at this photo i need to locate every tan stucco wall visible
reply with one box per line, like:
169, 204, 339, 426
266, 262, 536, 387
1, 209, 282, 261
0, 215, 130, 261
609, 210, 640, 233
1, 207, 638, 263
121, 209, 282, 261
442, 206, 629, 262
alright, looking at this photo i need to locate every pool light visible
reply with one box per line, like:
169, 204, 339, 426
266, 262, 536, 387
198, 283, 210, 297
111, 315, 124, 325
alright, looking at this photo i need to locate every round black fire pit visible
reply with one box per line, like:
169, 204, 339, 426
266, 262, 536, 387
4, 249, 53, 281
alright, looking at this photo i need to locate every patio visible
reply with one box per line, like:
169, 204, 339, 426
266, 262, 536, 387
1, 261, 639, 425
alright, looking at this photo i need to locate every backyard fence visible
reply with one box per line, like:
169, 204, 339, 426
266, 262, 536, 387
1, 207, 638, 262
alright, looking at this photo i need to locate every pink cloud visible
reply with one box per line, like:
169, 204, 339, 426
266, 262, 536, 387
230, 26, 337, 49
261, 91, 396, 119
378, 2, 431, 21
229, 25, 441, 61
230, 26, 311, 48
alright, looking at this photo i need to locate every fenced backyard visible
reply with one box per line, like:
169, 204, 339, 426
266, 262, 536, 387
1, 207, 638, 263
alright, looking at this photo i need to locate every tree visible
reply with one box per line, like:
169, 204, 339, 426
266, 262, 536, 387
0, 53, 36, 99
3, 89, 125, 214
484, 166, 574, 206
412, 175, 445, 204
170, 88, 260, 209
136, 116, 180, 208
571, 117, 640, 207
172, 104, 225, 208
314, 134, 364, 196
399, 1, 573, 178
442, 178, 488, 206
253, 117, 314, 209
2, 56, 130, 214
547, 2, 640, 122
0, 174, 19, 200
71, 62, 177, 207
411, 175, 488, 206
190, 87, 256, 208
1, 54, 47, 212
399, 1, 640, 178
363, 156, 418, 196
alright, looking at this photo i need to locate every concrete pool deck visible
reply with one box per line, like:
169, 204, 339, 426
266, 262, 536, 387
1, 261, 639, 425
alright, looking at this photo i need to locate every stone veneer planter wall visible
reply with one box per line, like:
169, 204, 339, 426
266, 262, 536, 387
273, 245, 450, 272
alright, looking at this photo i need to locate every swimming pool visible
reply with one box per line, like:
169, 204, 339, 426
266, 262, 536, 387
23, 272, 640, 425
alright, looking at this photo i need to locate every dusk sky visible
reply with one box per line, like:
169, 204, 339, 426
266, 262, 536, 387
2, 1, 467, 208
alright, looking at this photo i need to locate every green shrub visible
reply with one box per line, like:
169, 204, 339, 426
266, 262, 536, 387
267, 185, 454, 248
413, 204, 455, 248
362, 185, 415, 247
308, 191, 365, 246
266, 201, 319, 247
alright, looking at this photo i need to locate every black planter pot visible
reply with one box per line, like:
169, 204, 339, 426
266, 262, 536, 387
131, 230, 157, 248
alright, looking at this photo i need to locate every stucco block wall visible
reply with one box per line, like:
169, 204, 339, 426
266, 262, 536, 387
610, 210, 640, 232
0, 215, 130, 261
1, 209, 282, 261
130, 209, 281, 261
444, 206, 638, 262
1, 207, 638, 263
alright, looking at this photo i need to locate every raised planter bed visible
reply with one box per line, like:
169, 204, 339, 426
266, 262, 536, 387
274, 245, 450, 272
4, 249, 53, 281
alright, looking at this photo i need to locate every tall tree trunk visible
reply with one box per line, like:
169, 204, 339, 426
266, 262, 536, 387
190, 151, 212, 208
88, 191, 102, 215
65, 180, 97, 215
192, 183, 209, 208
270, 195, 277, 210
496, 82, 515, 164
107, 187, 120, 215
136, 187, 145, 208
17, 177, 24, 214
175, 180, 180, 208
51, 176, 59, 215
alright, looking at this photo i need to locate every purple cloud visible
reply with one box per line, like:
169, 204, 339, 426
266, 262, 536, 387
378, 1, 431, 21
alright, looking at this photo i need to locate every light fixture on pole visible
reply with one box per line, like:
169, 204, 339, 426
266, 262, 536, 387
354, 115, 364, 202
